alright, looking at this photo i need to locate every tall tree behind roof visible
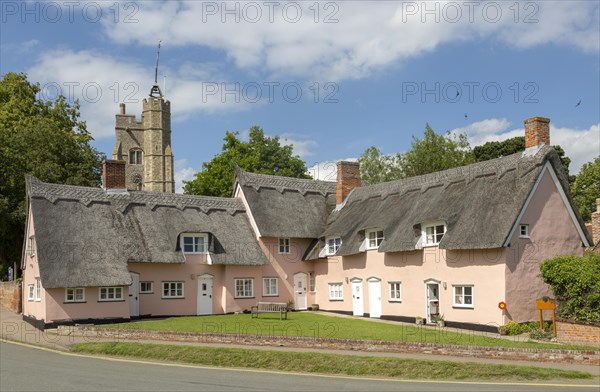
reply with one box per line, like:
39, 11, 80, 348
183, 126, 311, 197
0, 72, 104, 275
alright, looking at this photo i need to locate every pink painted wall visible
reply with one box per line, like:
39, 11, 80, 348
313, 247, 507, 327
505, 168, 585, 322
45, 287, 130, 321
21, 210, 46, 322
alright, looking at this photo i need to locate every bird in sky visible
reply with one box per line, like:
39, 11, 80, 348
464, 113, 468, 119
575, 100, 582, 107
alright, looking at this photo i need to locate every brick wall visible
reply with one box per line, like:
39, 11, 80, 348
556, 319, 600, 348
336, 161, 361, 204
102, 159, 126, 190
60, 325, 600, 366
524, 116, 550, 148
0, 281, 22, 313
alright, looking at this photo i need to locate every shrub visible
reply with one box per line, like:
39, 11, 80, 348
539, 252, 600, 322
502, 321, 529, 335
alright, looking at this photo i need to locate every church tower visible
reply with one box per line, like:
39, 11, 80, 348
111, 42, 175, 193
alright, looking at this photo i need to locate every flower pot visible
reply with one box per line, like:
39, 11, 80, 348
437, 320, 445, 328
311, 304, 319, 311
415, 318, 425, 325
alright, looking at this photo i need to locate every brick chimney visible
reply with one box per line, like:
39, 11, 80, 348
102, 159, 126, 190
592, 198, 600, 246
524, 116, 550, 148
336, 161, 361, 204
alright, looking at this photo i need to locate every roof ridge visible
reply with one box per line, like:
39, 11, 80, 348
350, 145, 553, 200
237, 168, 336, 193
27, 177, 244, 210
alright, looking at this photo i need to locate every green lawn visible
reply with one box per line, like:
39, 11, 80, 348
72, 342, 593, 381
101, 312, 598, 351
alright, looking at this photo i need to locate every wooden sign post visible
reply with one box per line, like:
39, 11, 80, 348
535, 296, 556, 337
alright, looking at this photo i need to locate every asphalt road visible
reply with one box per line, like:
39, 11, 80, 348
0, 342, 597, 392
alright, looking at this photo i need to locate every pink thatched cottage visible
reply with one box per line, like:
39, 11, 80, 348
21, 87, 592, 331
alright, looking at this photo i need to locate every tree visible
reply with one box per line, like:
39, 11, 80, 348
473, 136, 574, 182
540, 252, 600, 322
357, 147, 402, 185
183, 126, 311, 197
0, 73, 104, 276
571, 157, 600, 222
358, 124, 474, 184
401, 124, 475, 178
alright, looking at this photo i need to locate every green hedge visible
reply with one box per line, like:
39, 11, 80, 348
540, 252, 600, 323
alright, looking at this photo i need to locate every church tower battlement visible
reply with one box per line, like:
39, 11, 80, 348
111, 41, 175, 193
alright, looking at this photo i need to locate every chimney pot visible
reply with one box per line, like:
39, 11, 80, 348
524, 116, 550, 148
336, 161, 361, 205
102, 159, 127, 190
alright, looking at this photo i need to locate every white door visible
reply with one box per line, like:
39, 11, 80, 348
129, 272, 139, 318
294, 273, 307, 310
368, 278, 382, 318
197, 276, 213, 315
351, 280, 364, 316
426, 282, 440, 323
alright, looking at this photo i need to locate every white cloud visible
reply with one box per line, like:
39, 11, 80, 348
280, 134, 318, 158
26, 49, 256, 139
97, 1, 598, 81
452, 118, 600, 173
174, 158, 196, 194
307, 158, 357, 182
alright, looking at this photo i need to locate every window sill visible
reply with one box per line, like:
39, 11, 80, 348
140, 292, 154, 295
422, 243, 440, 248
519, 236, 530, 239
453, 305, 474, 309
234, 296, 255, 299
98, 299, 125, 302
388, 300, 402, 303
329, 299, 343, 301
278, 252, 291, 255
263, 294, 279, 297
64, 301, 87, 304
161, 297, 185, 300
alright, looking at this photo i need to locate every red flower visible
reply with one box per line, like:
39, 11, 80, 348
498, 301, 507, 310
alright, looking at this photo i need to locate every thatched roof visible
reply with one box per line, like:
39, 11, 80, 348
310, 145, 592, 257
26, 177, 267, 288
234, 167, 336, 238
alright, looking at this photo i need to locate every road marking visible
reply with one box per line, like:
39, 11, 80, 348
2, 339, 598, 389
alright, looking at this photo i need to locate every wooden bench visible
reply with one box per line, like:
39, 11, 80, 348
251, 302, 288, 320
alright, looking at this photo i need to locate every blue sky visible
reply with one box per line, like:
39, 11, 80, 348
2, 1, 599, 191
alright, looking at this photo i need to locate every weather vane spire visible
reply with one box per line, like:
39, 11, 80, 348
150, 39, 163, 98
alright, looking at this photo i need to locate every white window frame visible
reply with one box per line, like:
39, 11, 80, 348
453, 285, 474, 308
65, 287, 85, 303
180, 233, 209, 254
27, 284, 34, 301
422, 222, 446, 247
28, 235, 36, 257
328, 282, 343, 300
519, 224, 529, 238
99, 287, 124, 302
325, 237, 342, 256
262, 277, 278, 297
389, 281, 402, 302
162, 282, 184, 298
35, 277, 41, 301
365, 229, 384, 250
308, 271, 316, 292
235, 278, 254, 298
278, 238, 290, 254
140, 281, 154, 294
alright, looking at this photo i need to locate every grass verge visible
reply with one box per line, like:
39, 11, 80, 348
101, 313, 598, 351
72, 342, 593, 381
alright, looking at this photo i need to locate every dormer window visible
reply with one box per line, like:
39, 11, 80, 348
129, 149, 143, 165
181, 233, 208, 254
365, 229, 384, 250
325, 237, 342, 255
422, 222, 446, 247
519, 224, 529, 238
